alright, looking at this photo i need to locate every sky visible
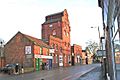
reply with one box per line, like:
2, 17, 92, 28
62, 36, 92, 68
0, 0, 103, 49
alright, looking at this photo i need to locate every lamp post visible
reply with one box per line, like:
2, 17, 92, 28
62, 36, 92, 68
91, 26, 101, 42
0, 41, 4, 68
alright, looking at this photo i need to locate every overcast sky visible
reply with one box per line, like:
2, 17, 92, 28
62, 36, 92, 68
0, 0, 103, 49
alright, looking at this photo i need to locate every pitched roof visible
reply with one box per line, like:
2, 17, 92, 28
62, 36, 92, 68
22, 33, 50, 48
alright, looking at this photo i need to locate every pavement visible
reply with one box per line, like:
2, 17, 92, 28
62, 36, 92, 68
0, 64, 101, 80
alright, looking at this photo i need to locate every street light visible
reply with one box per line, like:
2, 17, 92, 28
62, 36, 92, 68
0, 40, 4, 68
91, 26, 101, 40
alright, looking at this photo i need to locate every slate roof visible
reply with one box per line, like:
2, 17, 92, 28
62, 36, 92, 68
43, 11, 63, 24
44, 18, 62, 24
23, 33, 51, 48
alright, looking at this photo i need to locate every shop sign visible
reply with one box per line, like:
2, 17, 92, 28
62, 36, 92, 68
35, 54, 53, 59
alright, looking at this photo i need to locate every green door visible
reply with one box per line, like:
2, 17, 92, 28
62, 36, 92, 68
35, 58, 40, 71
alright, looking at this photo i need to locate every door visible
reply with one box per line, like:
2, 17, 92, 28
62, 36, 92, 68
35, 58, 40, 71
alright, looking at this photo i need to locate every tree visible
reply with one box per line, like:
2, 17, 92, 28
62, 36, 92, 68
85, 40, 99, 62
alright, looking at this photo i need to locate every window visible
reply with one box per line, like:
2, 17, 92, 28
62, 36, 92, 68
49, 24, 53, 27
60, 47, 62, 53
51, 43, 55, 48
58, 21, 61, 26
67, 32, 69, 37
52, 30, 56, 36
68, 43, 70, 47
40, 48, 43, 55
64, 30, 66, 36
22, 38, 28, 43
55, 44, 58, 51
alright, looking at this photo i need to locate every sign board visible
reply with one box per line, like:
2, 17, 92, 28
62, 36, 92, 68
26, 54, 32, 58
97, 50, 106, 57
25, 46, 31, 54
35, 54, 53, 59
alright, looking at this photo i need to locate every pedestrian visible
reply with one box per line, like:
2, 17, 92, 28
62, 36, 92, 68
21, 65, 24, 74
15, 63, 19, 74
86, 57, 88, 64
42, 63, 45, 70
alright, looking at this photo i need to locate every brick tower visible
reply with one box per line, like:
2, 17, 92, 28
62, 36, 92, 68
42, 9, 71, 67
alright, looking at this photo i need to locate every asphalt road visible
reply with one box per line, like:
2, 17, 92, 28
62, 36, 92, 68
0, 64, 101, 80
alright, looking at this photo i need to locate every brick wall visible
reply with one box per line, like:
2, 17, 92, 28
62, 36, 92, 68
42, 22, 62, 41
4, 32, 34, 67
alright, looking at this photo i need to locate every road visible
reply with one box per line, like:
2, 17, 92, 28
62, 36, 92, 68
77, 66, 102, 80
0, 64, 101, 80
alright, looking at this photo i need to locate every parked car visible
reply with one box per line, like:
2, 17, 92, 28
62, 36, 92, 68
2, 64, 16, 75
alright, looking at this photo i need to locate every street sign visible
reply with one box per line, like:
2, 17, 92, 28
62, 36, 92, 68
97, 50, 106, 57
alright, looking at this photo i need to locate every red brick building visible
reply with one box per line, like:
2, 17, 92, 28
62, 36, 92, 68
4, 32, 52, 71
71, 44, 82, 65
42, 9, 71, 67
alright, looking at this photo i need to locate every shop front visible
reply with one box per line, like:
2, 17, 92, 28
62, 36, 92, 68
34, 55, 53, 71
